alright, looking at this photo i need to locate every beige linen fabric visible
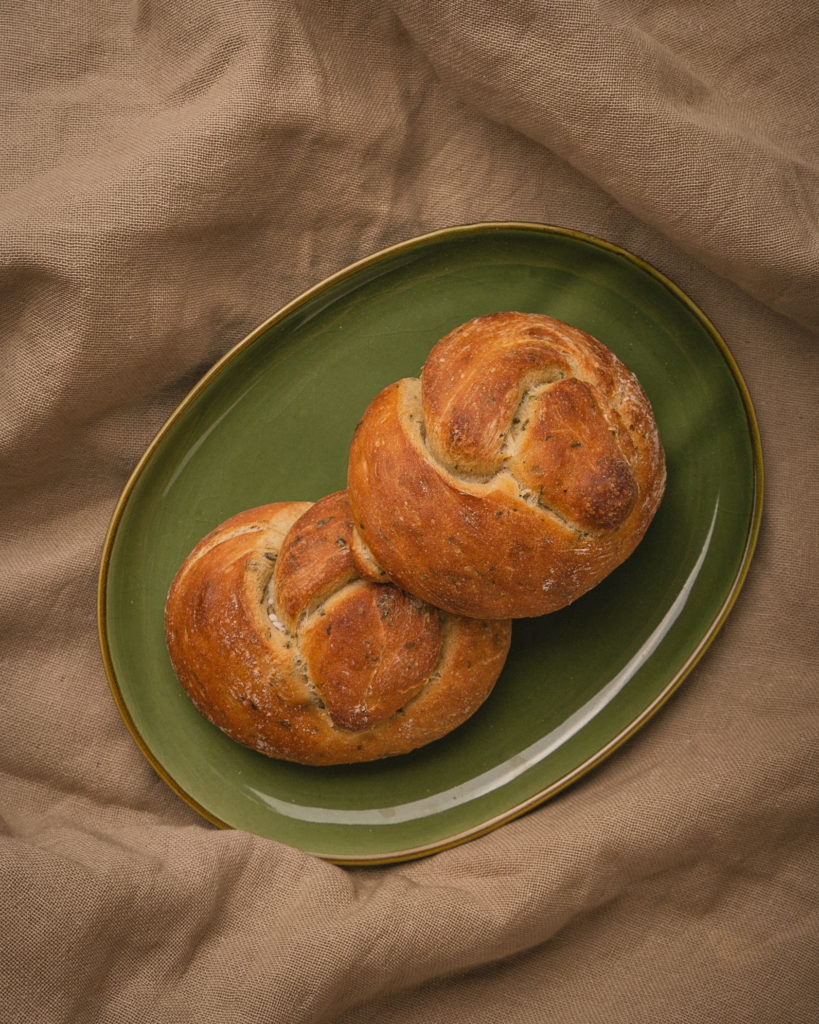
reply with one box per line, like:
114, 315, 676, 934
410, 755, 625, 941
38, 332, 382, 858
1, 2, 817, 1022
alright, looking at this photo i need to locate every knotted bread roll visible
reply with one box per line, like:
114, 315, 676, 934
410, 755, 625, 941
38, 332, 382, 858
165, 491, 511, 764
347, 312, 666, 619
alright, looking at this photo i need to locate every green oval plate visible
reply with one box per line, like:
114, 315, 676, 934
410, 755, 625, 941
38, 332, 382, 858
98, 223, 762, 864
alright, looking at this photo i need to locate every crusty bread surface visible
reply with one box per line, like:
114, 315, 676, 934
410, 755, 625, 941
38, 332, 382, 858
164, 491, 512, 765
347, 312, 666, 619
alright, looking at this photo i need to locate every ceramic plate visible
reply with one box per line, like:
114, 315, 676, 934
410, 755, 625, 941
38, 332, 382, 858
98, 223, 762, 864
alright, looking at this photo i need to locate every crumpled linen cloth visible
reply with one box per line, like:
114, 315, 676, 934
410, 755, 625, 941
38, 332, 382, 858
1, 2, 817, 1021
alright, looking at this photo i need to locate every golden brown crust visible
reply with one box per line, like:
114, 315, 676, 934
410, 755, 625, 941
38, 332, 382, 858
347, 312, 666, 619
164, 492, 511, 765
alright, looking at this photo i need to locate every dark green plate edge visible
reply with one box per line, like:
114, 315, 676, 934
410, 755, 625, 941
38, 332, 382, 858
97, 222, 764, 866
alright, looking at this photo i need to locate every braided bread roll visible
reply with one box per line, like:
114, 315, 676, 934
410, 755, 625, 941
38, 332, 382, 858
164, 491, 511, 765
347, 312, 666, 620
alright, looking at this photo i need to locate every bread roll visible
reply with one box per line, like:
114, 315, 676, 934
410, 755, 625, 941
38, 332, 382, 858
347, 312, 666, 619
164, 491, 511, 765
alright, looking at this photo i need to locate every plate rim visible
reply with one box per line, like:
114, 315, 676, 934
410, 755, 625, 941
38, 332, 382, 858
97, 221, 764, 865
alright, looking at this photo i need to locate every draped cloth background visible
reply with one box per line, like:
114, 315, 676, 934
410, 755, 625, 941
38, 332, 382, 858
1, 2, 817, 1021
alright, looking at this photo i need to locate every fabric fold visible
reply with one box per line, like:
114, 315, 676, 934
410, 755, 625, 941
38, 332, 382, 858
387, 0, 819, 331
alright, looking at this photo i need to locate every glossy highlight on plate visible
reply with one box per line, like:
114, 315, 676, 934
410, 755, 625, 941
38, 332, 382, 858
98, 223, 763, 864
